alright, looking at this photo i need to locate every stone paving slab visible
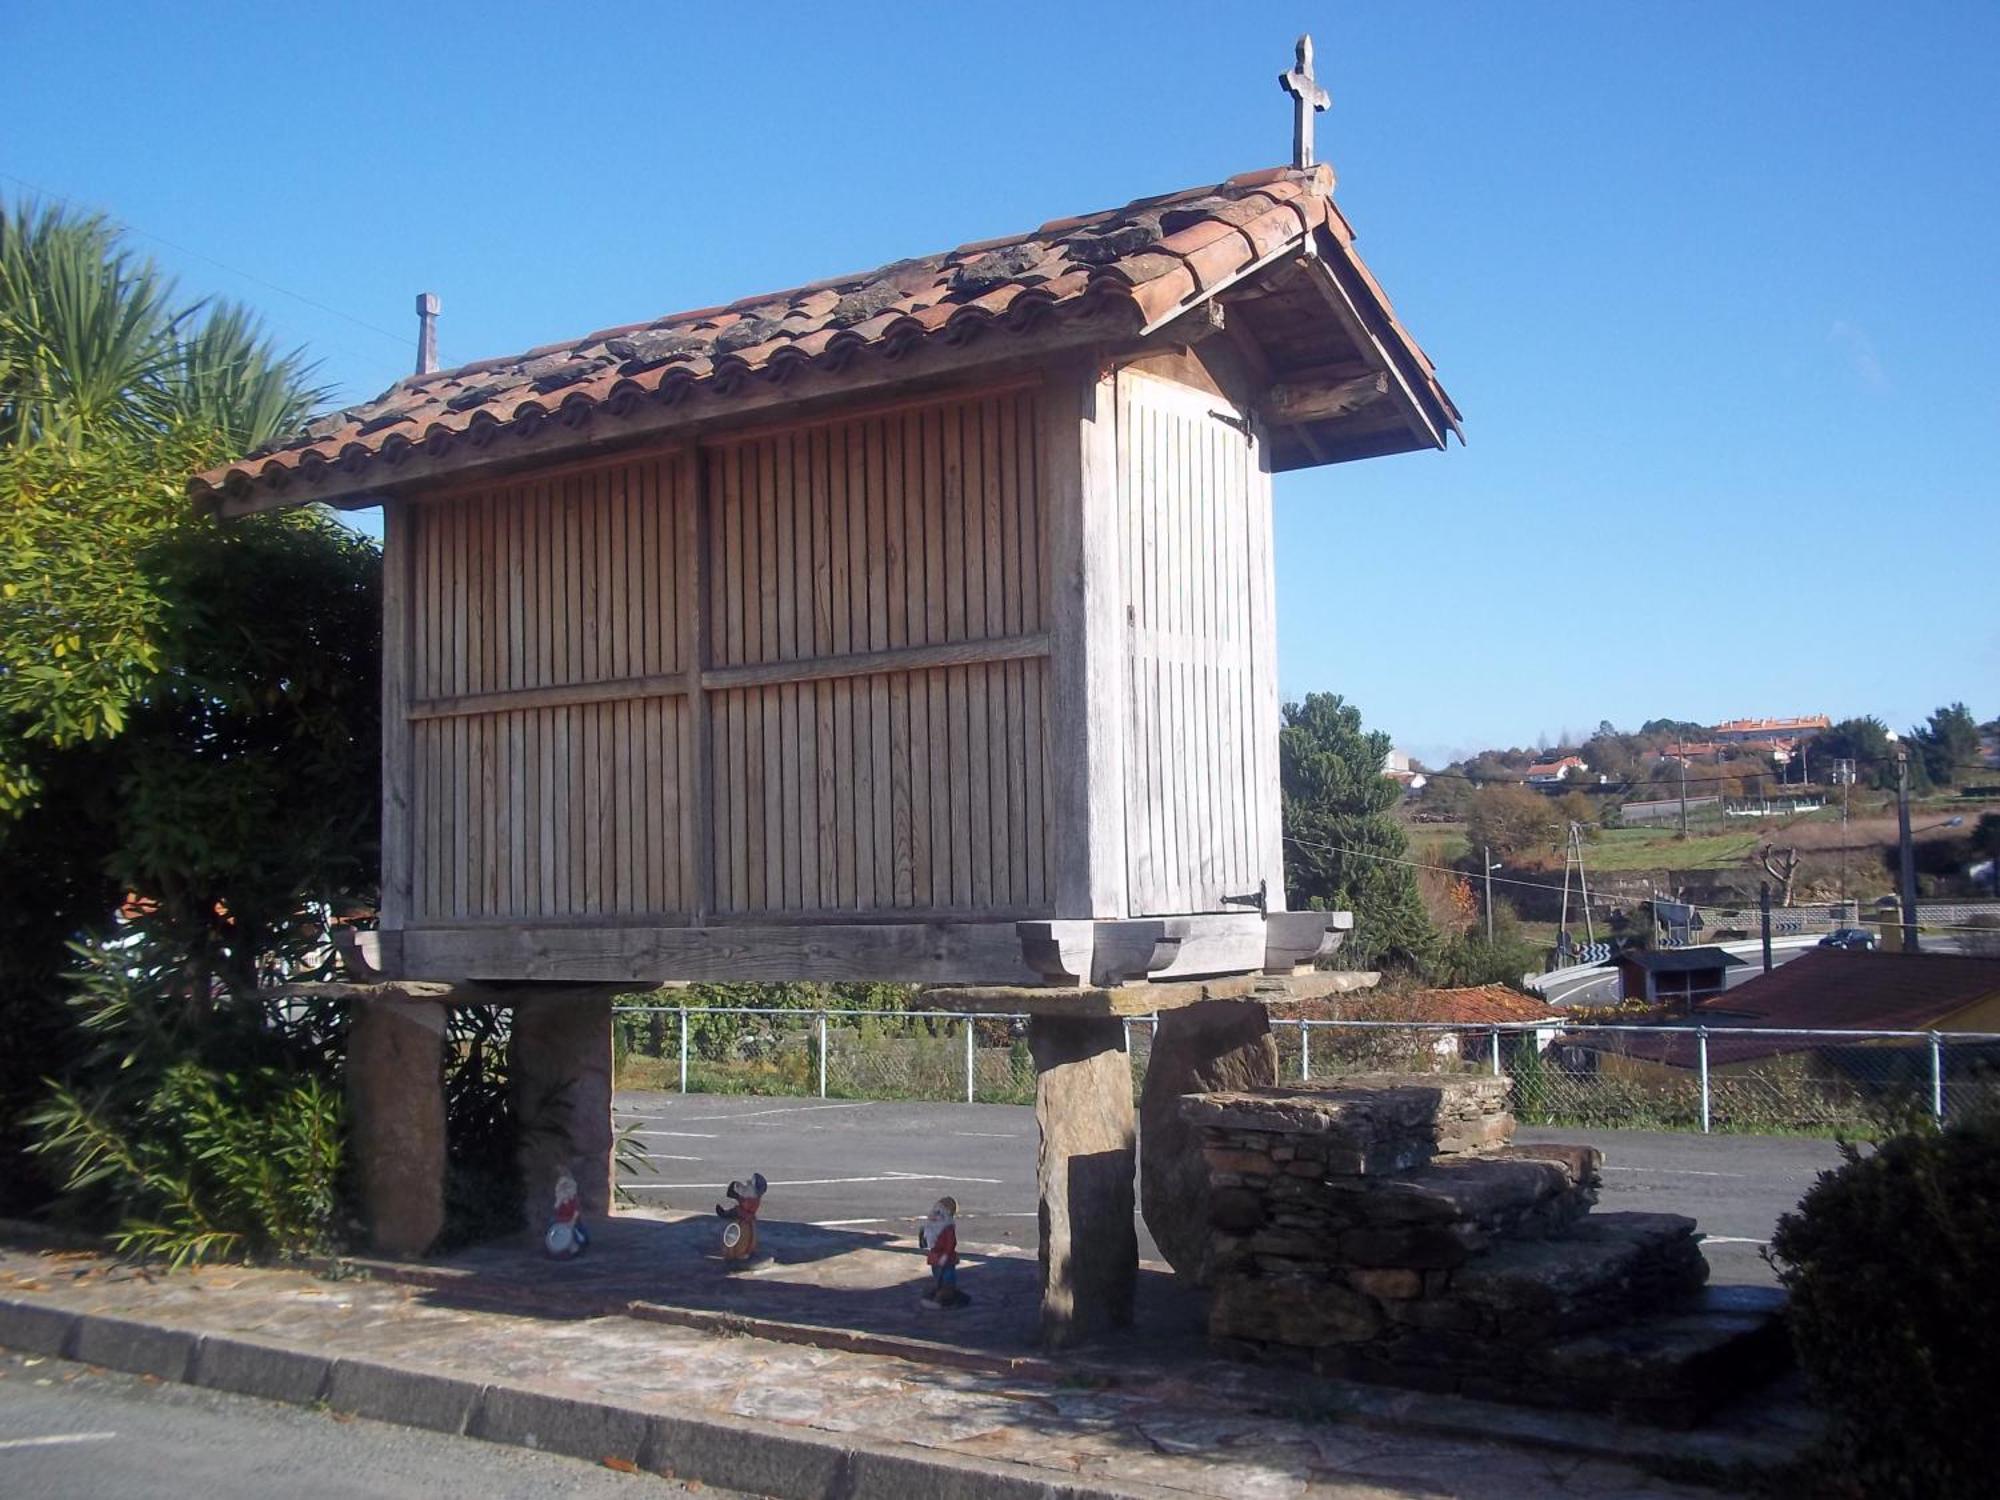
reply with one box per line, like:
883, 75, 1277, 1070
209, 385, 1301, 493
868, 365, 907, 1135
0, 1234, 1810, 1499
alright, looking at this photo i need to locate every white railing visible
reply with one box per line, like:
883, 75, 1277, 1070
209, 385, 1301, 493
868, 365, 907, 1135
612, 1004, 1999, 1135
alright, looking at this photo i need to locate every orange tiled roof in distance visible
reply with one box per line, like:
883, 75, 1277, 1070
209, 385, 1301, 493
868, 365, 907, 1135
191, 164, 1457, 509
1405, 985, 1569, 1026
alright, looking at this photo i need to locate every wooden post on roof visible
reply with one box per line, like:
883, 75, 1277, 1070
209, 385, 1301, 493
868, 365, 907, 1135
415, 292, 440, 375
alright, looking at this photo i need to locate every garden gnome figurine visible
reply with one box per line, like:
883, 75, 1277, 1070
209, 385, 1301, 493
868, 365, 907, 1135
543, 1167, 589, 1259
918, 1195, 967, 1308
716, 1172, 767, 1263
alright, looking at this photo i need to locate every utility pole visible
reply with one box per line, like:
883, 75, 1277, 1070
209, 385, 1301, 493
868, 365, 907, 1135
1897, 748, 1919, 953
1759, 880, 1774, 973
1677, 743, 1689, 838
1833, 759, 1856, 915
1484, 844, 1495, 942
1573, 822, 1596, 946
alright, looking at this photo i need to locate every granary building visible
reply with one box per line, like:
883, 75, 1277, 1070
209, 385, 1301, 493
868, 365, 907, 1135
193, 40, 1459, 1344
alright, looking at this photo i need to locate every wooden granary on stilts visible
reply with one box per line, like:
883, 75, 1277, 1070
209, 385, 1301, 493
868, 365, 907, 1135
194, 38, 1457, 1344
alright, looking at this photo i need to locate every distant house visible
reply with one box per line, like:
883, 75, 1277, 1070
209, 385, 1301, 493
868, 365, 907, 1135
1524, 755, 1587, 785
1382, 748, 1427, 792
1614, 946, 1745, 1006
1712, 715, 1831, 744
1571, 950, 2000, 1094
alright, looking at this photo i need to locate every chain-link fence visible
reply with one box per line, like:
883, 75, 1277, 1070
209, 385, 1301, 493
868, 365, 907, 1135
613, 1006, 2000, 1136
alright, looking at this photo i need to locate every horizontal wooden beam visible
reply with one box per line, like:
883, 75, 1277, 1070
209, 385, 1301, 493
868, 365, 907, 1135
700, 633, 1050, 692
408, 634, 1053, 721
1261, 370, 1388, 425
401, 921, 1048, 985
407, 673, 691, 721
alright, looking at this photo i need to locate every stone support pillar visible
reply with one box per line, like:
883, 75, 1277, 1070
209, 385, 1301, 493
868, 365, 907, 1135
346, 993, 448, 1257
1028, 1015, 1137, 1346
1138, 999, 1276, 1284
509, 990, 615, 1219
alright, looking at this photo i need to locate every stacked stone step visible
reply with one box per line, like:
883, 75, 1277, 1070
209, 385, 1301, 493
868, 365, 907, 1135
1184, 1075, 1752, 1421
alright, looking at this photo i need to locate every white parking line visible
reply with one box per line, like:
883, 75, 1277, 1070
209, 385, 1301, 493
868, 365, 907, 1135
665, 1102, 873, 1122
951, 1131, 1016, 1139
1700, 1235, 1769, 1246
1600, 1165, 1746, 1179
618, 1129, 721, 1140
0, 1432, 119, 1451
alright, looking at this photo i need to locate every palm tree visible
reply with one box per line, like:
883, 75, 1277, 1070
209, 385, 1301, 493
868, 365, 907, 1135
0, 199, 326, 454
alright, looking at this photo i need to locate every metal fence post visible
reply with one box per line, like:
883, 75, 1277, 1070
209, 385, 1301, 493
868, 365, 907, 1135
1697, 1027, 1711, 1134
678, 1005, 689, 1095
1300, 1020, 1312, 1083
1931, 1032, 1945, 1122
964, 1017, 976, 1104
1490, 1027, 1502, 1078
817, 1011, 829, 1099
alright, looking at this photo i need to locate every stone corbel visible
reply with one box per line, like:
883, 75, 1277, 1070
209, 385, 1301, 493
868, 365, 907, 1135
1016, 921, 1097, 987
1263, 910, 1353, 975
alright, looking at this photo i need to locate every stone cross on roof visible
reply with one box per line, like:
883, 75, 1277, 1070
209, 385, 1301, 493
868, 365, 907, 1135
415, 291, 440, 376
1278, 34, 1331, 170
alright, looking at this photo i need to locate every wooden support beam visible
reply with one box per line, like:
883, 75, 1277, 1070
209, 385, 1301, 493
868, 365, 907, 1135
1260, 370, 1388, 425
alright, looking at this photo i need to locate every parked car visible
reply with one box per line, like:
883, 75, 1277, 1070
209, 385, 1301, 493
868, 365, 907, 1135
1818, 928, 1879, 951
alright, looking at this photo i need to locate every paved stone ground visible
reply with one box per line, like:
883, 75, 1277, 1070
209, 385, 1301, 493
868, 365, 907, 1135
0, 1243, 1789, 1499
612, 1094, 1842, 1286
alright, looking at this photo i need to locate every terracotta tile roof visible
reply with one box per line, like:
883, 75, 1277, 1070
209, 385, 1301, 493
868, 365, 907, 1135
1573, 950, 2000, 1068
1404, 985, 1568, 1026
1696, 950, 2000, 1032
190, 164, 1458, 510
1523, 756, 1586, 778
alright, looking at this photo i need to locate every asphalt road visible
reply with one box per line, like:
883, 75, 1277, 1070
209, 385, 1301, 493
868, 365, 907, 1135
0, 1352, 727, 1499
615, 1093, 1844, 1284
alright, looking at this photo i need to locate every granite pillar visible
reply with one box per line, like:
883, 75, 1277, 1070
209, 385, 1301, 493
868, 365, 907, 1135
509, 989, 615, 1219
1139, 998, 1277, 1283
1029, 1014, 1137, 1346
346, 993, 448, 1257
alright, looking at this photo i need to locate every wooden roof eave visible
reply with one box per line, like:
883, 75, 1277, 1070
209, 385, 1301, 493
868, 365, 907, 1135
200, 300, 1154, 519
1252, 230, 1462, 472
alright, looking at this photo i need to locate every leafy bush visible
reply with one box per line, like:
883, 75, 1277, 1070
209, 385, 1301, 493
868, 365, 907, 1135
1768, 1105, 2000, 1498
33, 1064, 341, 1266
25, 940, 348, 1264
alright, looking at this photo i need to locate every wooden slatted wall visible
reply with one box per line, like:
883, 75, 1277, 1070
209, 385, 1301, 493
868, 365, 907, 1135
398, 386, 1052, 928
407, 456, 695, 922
1117, 370, 1273, 916
704, 389, 1051, 917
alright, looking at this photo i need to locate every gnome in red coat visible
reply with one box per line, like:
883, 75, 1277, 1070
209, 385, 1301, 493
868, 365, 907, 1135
918, 1195, 967, 1309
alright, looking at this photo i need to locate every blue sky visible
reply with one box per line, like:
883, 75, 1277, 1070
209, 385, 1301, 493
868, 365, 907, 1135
6, 2, 1994, 762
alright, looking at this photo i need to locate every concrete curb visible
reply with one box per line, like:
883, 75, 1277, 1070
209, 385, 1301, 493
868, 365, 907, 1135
0, 1294, 1186, 1500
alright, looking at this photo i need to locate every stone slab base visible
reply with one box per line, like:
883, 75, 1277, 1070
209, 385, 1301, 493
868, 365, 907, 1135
1188, 1075, 1786, 1424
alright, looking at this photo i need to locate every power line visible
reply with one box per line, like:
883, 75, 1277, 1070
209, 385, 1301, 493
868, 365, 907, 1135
0, 170, 408, 350
1282, 831, 2000, 933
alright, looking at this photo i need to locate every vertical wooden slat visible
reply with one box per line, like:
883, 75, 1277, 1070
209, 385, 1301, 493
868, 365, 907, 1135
900, 410, 932, 910
380, 500, 415, 944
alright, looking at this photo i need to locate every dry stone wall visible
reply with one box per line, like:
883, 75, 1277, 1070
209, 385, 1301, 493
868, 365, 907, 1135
1184, 1076, 1742, 1419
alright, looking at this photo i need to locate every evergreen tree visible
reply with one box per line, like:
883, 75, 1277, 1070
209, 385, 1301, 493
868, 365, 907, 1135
1279, 693, 1438, 972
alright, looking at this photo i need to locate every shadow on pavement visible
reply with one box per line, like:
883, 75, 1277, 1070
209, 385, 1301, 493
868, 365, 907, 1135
416, 1212, 1206, 1362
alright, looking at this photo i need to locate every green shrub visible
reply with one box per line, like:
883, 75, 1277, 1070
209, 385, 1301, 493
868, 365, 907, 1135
32, 1063, 342, 1267
24, 936, 350, 1265
1768, 1105, 2000, 1498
